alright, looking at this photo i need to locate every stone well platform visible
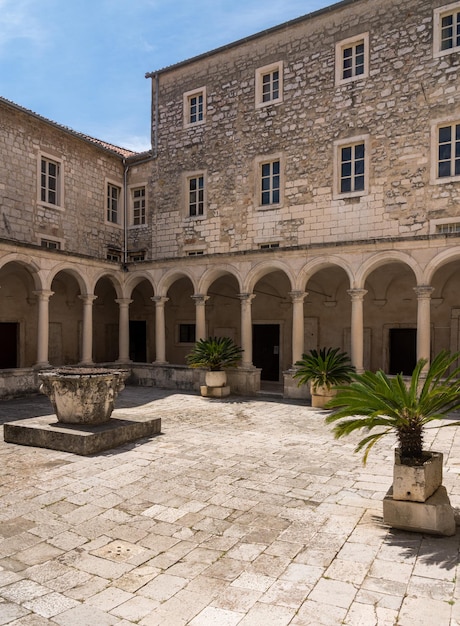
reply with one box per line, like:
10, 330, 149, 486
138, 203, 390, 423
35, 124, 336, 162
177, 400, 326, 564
4, 411, 161, 456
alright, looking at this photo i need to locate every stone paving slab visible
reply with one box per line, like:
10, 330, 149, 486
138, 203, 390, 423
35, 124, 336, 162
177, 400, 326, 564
0, 387, 459, 625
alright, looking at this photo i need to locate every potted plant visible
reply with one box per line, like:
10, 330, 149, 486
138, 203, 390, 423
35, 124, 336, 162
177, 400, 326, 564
293, 347, 355, 408
186, 336, 243, 391
325, 350, 460, 535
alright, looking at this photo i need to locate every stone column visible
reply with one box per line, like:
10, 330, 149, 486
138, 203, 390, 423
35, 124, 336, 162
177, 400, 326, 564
151, 296, 169, 364
290, 291, 307, 366
115, 298, 133, 363
79, 294, 97, 365
34, 289, 54, 368
238, 293, 256, 368
192, 294, 210, 341
414, 286, 434, 365
348, 288, 367, 373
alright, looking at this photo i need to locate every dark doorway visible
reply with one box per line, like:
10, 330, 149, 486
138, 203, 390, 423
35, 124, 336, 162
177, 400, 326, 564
0, 323, 19, 368
389, 328, 417, 375
129, 321, 147, 362
252, 324, 280, 381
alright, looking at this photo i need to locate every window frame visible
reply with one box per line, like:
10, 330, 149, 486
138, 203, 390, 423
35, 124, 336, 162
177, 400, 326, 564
129, 183, 147, 227
333, 135, 369, 199
37, 152, 64, 210
431, 119, 460, 183
335, 33, 369, 86
183, 87, 206, 128
105, 180, 123, 227
434, 2, 460, 58
255, 61, 284, 108
255, 153, 284, 209
184, 171, 207, 219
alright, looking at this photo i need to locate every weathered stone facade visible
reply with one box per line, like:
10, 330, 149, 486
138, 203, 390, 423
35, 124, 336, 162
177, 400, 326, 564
1, 0, 460, 398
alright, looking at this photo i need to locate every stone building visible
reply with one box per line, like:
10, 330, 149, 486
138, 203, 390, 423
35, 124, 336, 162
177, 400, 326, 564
1, 0, 460, 398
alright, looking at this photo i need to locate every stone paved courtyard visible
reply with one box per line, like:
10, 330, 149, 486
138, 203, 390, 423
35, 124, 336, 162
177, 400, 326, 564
0, 387, 459, 625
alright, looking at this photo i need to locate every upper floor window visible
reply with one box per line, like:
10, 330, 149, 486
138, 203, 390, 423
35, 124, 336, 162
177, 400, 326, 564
39, 154, 63, 208
434, 3, 460, 56
188, 174, 205, 217
437, 122, 460, 178
131, 186, 146, 226
334, 135, 369, 198
260, 160, 281, 206
184, 87, 206, 127
335, 33, 369, 85
255, 62, 283, 108
107, 182, 121, 224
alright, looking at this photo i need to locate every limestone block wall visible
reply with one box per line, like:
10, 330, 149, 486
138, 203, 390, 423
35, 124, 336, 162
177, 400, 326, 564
0, 102, 125, 258
149, 0, 460, 260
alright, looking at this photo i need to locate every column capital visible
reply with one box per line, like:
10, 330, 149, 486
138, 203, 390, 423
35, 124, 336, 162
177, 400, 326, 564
414, 285, 435, 299
289, 291, 308, 303
115, 298, 133, 307
33, 289, 54, 301
78, 294, 97, 304
192, 294, 210, 305
151, 296, 169, 306
238, 292, 256, 304
347, 288, 368, 301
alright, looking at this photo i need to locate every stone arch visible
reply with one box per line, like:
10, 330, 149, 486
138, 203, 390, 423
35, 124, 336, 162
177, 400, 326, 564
157, 269, 198, 297
355, 250, 422, 287
124, 271, 156, 299
197, 265, 243, 295
297, 255, 354, 292
0, 254, 43, 291
244, 260, 295, 294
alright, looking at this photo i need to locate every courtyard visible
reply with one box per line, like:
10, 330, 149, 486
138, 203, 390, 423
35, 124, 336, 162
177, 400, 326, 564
0, 387, 459, 625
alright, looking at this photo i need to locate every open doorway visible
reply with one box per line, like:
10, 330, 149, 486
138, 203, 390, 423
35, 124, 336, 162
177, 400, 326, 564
0, 322, 19, 368
389, 328, 416, 375
129, 321, 147, 362
252, 324, 280, 381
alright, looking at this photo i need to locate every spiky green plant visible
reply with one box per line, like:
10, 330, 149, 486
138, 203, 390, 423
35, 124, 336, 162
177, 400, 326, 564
186, 336, 243, 371
326, 350, 460, 464
293, 347, 355, 391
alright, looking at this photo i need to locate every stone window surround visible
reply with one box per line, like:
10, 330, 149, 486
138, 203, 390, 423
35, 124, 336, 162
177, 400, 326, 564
183, 86, 206, 128
38, 235, 64, 250
254, 152, 284, 209
433, 2, 460, 58
430, 117, 460, 184
333, 134, 370, 200
105, 178, 123, 228
430, 217, 460, 234
128, 182, 147, 228
255, 61, 284, 109
177, 322, 197, 345
183, 170, 207, 219
37, 151, 65, 211
335, 32, 369, 86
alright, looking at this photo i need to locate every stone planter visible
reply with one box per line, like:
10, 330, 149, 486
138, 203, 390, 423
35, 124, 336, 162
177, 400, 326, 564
392, 449, 443, 502
310, 383, 337, 409
39, 368, 127, 425
205, 370, 227, 388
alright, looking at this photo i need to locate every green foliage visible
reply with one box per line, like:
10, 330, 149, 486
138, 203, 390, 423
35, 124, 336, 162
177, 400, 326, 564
186, 336, 243, 371
293, 347, 355, 390
326, 350, 460, 464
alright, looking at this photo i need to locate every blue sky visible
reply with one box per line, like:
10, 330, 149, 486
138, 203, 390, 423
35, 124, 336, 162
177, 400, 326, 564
1, 0, 333, 151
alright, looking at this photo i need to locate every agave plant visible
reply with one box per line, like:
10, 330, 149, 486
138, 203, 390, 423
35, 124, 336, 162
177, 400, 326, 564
326, 350, 460, 464
186, 336, 243, 371
293, 347, 355, 391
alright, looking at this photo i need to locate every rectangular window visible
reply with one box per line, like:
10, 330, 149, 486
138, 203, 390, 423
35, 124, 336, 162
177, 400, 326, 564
434, 4, 460, 55
179, 323, 196, 344
41, 239, 61, 250
260, 242, 280, 249
261, 160, 280, 206
107, 183, 121, 224
335, 34, 369, 85
184, 87, 206, 127
187, 250, 204, 256
188, 175, 205, 216
437, 123, 460, 178
255, 62, 283, 108
107, 250, 121, 262
340, 143, 365, 193
132, 186, 146, 225
40, 157, 60, 205
436, 222, 460, 233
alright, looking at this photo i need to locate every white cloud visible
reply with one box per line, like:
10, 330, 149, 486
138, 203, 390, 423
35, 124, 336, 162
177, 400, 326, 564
0, 0, 48, 51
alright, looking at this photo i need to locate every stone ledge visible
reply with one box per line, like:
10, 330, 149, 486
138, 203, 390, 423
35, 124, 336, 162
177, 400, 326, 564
4, 412, 162, 456
383, 485, 456, 536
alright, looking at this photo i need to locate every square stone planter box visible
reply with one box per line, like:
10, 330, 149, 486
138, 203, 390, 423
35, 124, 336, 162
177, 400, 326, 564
392, 449, 443, 502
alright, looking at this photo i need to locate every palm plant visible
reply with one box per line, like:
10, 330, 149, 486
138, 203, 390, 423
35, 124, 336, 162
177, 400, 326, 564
293, 347, 355, 390
326, 350, 460, 464
186, 336, 243, 371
